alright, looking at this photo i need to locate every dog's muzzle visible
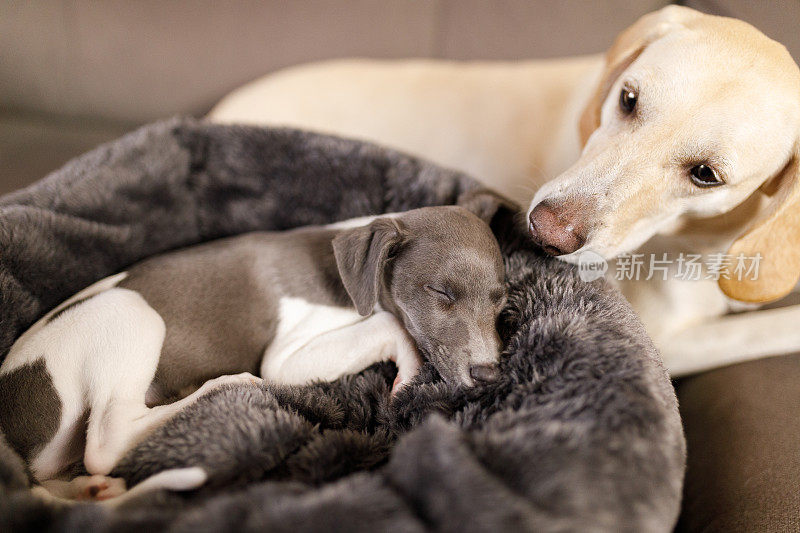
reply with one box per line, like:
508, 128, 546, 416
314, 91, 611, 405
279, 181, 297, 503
528, 201, 587, 256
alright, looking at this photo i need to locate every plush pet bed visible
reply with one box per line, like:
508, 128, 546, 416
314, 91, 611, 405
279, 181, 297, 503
0, 119, 685, 532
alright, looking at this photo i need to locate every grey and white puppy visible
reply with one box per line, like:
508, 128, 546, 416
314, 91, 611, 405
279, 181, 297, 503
0, 196, 507, 500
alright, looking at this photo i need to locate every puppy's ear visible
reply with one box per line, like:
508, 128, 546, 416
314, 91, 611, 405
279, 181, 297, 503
457, 188, 519, 226
333, 218, 405, 315
719, 150, 800, 303
579, 5, 698, 145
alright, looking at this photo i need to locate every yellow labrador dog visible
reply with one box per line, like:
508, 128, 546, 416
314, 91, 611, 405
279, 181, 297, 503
210, 6, 800, 376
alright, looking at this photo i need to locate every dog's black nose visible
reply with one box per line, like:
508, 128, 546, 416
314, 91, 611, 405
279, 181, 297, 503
528, 201, 586, 256
470, 364, 500, 384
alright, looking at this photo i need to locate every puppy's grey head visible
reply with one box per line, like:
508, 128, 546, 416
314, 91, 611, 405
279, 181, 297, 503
332, 193, 509, 387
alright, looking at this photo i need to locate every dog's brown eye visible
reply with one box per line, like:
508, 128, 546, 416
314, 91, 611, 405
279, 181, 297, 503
689, 164, 723, 187
619, 86, 637, 114
425, 285, 454, 304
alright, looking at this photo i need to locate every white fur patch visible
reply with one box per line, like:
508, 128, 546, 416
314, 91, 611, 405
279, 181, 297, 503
1, 272, 129, 375
325, 212, 401, 230
261, 296, 363, 380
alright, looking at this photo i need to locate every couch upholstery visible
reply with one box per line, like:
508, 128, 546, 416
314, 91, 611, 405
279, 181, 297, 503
1, 0, 669, 124
2, 1, 799, 530
675, 354, 800, 532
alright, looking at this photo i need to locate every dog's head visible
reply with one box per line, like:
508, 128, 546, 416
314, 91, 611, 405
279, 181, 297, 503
527, 6, 800, 302
332, 193, 508, 387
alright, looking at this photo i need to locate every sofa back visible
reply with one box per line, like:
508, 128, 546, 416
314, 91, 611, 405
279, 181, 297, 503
2, 1, 797, 123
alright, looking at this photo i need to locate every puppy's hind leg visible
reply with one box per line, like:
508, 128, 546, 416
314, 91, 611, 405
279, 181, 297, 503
81, 288, 262, 486
32, 467, 208, 508
77, 288, 169, 477
84, 371, 262, 489
39, 474, 127, 501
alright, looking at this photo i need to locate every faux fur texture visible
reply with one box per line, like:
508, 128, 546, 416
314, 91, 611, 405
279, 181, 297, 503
0, 119, 685, 532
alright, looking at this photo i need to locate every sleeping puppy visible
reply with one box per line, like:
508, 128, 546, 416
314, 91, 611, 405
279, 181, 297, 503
0, 198, 507, 501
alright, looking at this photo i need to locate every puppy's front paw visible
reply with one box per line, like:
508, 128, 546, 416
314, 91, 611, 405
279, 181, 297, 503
391, 348, 423, 395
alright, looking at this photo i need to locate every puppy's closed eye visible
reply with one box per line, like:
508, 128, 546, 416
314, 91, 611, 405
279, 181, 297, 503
425, 285, 455, 304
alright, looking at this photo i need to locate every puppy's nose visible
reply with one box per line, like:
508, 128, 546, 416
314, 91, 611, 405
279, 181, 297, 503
470, 364, 500, 384
528, 201, 586, 256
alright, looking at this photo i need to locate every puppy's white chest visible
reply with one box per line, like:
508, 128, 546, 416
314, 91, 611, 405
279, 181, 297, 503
260, 297, 362, 378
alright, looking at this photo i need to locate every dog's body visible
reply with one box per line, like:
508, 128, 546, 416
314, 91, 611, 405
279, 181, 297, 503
210, 6, 800, 375
211, 55, 602, 204
0, 204, 506, 500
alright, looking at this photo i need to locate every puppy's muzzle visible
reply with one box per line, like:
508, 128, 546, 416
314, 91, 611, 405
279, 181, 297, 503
469, 364, 500, 384
528, 201, 586, 256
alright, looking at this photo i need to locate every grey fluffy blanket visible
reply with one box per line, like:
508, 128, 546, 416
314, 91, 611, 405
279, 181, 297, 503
0, 119, 684, 532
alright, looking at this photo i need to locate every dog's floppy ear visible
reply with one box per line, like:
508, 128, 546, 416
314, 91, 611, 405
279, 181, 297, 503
333, 218, 405, 315
719, 150, 800, 303
579, 6, 698, 145
457, 188, 518, 226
